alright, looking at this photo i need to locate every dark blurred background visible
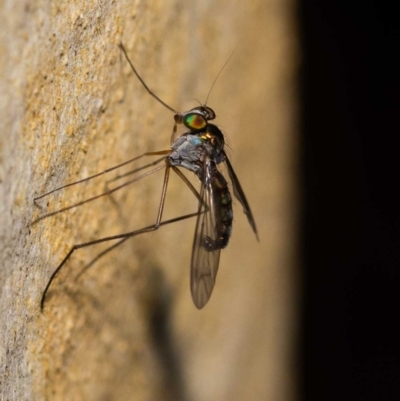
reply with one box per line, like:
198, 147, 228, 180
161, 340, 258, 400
300, 0, 400, 400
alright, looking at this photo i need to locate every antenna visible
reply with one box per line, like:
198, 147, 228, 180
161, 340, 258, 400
204, 45, 238, 106
119, 43, 178, 114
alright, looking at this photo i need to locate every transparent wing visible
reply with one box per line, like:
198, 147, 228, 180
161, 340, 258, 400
224, 152, 258, 239
191, 162, 221, 309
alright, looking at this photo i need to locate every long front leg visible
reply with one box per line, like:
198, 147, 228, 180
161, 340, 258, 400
34, 150, 170, 204
33, 151, 171, 224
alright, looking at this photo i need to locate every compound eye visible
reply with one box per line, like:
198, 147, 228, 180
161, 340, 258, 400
183, 113, 207, 130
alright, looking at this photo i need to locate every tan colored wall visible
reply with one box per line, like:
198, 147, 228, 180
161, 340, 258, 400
0, 1, 298, 400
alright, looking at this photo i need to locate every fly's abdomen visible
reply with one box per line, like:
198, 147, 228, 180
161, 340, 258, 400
204, 170, 233, 251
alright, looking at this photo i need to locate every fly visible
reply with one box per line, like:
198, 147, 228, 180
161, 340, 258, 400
35, 43, 258, 310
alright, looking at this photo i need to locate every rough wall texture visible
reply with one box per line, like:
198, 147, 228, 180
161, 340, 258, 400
0, 1, 298, 400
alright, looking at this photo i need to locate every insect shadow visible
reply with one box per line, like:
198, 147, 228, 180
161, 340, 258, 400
34, 43, 258, 311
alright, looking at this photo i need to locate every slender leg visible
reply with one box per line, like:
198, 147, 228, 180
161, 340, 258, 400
103, 156, 167, 213
169, 122, 178, 145
74, 211, 202, 281
118, 43, 178, 114
41, 165, 171, 311
171, 167, 205, 204
105, 156, 166, 186
32, 153, 171, 225
34, 150, 170, 203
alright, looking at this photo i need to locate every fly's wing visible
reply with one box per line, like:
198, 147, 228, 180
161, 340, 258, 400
224, 152, 258, 239
191, 162, 221, 309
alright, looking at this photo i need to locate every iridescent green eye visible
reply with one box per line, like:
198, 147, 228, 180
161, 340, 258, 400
183, 113, 207, 130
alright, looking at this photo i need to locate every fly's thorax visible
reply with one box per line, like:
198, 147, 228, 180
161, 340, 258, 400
168, 123, 225, 174
199, 124, 225, 162
168, 134, 204, 173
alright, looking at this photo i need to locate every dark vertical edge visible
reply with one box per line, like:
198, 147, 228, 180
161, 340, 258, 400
299, 1, 400, 400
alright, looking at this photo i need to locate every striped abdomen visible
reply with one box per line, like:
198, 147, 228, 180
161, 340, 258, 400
204, 168, 233, 251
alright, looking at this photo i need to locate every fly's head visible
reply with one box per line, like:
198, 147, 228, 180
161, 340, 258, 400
174, 106, 216, 131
